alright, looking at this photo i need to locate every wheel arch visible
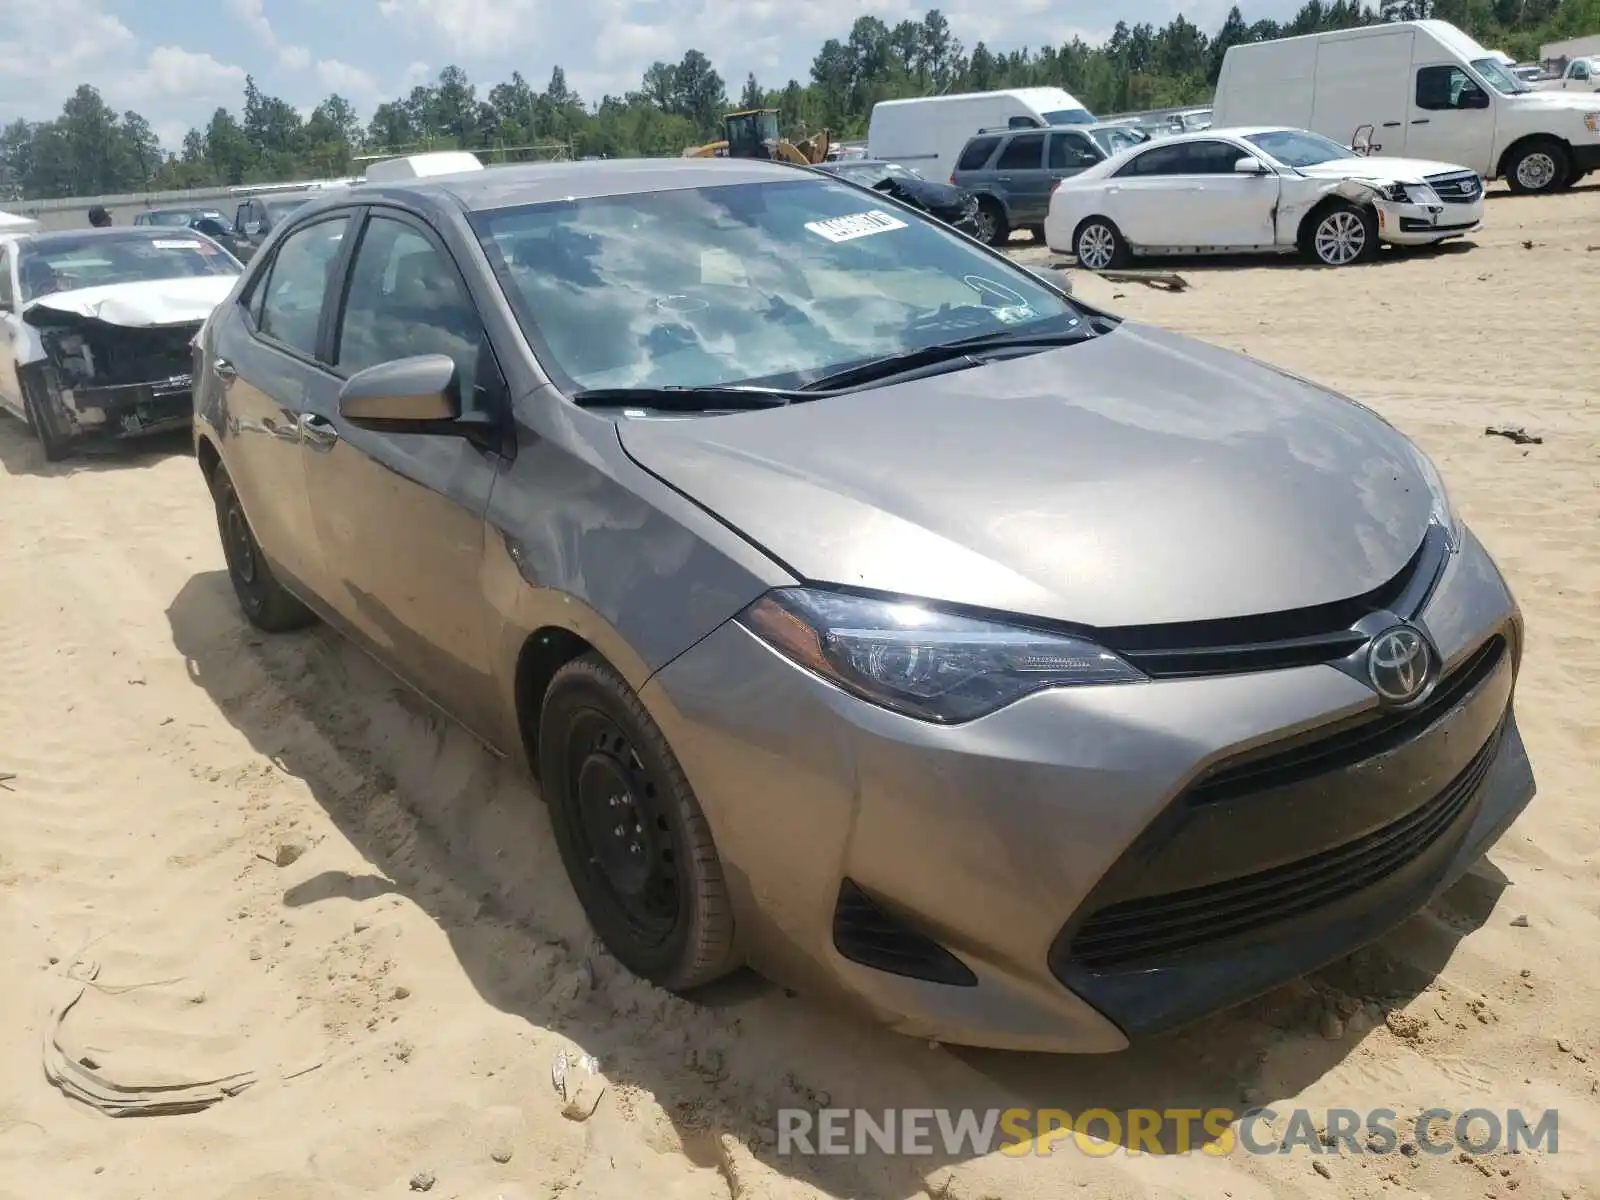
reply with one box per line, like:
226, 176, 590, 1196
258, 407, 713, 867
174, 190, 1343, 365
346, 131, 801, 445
514, 626, 600, 784
195, 433, 222, 486
1295, 192, 1374, 254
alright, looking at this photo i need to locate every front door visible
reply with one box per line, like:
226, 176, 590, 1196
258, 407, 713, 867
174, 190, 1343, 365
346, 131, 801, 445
1166, 139, 1279, 248
1046, 130, 1103, 190
211, 212, 353, 595
299, 208, 507, 736
1405, 63, 1494, 176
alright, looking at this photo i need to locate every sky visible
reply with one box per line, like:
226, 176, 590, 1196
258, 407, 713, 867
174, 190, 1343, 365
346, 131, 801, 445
0, 0, 1303, 150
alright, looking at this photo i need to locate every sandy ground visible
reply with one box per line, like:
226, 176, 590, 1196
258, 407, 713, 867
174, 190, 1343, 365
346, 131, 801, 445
0, 182, 1596, 1200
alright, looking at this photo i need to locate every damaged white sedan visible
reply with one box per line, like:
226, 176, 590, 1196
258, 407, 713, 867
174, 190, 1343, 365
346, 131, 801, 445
0, 228, 240, 460
1045, 126, 1484, 269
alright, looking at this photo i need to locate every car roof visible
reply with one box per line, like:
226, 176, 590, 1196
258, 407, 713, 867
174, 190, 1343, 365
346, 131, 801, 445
1143, 126, 1298, 144
357, 157, 813, 213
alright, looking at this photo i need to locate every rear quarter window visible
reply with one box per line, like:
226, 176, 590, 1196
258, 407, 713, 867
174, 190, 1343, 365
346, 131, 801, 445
956, 137, 1000, 171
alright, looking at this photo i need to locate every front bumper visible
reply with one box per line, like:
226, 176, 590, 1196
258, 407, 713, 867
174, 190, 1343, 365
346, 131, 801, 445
641, 529, 1534, 1052
1376, 195, 1483, 245
60, 376, 194, 440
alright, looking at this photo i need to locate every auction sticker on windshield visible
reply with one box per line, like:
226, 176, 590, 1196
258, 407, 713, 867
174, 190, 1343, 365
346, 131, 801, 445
805, 210, 908, 243
153, 239, 203, 249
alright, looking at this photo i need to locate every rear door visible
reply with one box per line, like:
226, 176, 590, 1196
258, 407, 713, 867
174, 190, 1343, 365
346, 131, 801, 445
210, 211, 354, 597
989, 132, 1051, 225
298, 206, 509, 735
1312, 29, 1415, 150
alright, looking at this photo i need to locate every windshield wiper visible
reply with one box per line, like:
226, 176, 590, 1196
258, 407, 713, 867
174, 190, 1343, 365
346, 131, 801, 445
799, 326, 1097, 393
569, 385, 801, 411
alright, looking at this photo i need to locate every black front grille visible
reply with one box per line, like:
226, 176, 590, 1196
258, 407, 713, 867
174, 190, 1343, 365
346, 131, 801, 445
1189, 635, 1505, 807
1425, 172, 1482, 204
1066, 716, 1503, 971
832, 879, 976, 986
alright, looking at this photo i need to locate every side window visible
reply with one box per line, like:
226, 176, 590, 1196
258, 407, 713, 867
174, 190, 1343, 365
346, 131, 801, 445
1573, 61, 1590, 81
1184, 140, 1251, 174
256, 216, 350, 357
995, 133, 1045, 170
1415, 65, 1486, 110
334, 214, 496, 411
1048, 132, 1100, 169
956, 136, 1000, 171
1116, 143, 1189, 176
0, 249, 12, 310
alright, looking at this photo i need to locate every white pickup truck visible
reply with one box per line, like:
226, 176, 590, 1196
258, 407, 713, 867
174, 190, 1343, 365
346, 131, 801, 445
1535, 56, 1600, 91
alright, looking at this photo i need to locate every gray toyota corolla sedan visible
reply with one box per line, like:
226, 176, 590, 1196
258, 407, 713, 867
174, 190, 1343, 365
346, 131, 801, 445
190, 156, 1535, 1053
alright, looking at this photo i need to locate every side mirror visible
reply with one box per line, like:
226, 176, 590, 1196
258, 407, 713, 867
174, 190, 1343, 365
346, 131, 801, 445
338, 354, 461, 430
1233, 157, 1269, 175
1463, 89, 1490, 109
1026, 265, 1074, 295
244, 220, 263, 238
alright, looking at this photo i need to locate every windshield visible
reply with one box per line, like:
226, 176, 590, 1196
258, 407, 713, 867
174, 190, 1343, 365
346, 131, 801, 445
474, 178, 1078, 393
1245, 129, 1356, 167
1041, 107, 1095, 126
264, 197, 311, 220
1471, 57, 1530, 93
1088, 127, 1146, 155
19, 232, 239, 301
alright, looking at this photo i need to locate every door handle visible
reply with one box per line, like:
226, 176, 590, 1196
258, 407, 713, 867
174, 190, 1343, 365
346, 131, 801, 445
297, 412, 339, 450
212, 356, 237, 381
997, 175, 1013, 182
1382, 121, 1401, 128
1411, 118, 1430, 125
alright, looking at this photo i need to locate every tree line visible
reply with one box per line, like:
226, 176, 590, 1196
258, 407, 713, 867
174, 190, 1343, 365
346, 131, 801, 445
1, 0, 1594, 200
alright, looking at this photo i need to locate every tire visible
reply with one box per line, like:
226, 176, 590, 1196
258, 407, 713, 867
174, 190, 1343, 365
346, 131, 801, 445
973, 197, 1009, 247
1302, 201, 1379, 267
538, 653, 737, 992
210, 465, 317, 632
18, 371, 70, 461
1073, 217, 1129, 270
1504, 140, 1570, 195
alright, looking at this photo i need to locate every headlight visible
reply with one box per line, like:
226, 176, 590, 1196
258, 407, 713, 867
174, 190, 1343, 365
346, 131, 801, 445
738, 588, 1145, 724
1408, 444, 1462, 553
1402, 183, 1442, 205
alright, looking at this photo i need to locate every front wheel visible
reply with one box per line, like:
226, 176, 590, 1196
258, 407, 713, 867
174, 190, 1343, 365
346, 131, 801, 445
210, 466, 317, 632
19, 372, 70, 461
538, 654, 737, 992
1505, 141, 1569, 195
1073, 217, 1129, 270
1304, 202, 1379, 267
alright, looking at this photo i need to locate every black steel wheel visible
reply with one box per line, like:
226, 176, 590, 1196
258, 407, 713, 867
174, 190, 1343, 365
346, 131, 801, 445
539, 654, 737, 991
210, 466, 317, 632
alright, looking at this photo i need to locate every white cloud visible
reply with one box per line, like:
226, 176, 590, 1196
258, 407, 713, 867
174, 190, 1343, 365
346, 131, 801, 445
126, 46, 246, 102
226, 0, 312, 72
376, 0, 543, 59
315, 58, 381, 103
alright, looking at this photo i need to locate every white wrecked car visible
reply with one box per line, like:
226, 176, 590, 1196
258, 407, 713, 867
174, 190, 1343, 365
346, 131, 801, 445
0, 227, 241, 460
1045, 126, 1485, 269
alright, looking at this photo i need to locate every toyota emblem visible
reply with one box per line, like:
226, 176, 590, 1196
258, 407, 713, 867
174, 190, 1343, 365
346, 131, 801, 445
1367, 625, 1431, 704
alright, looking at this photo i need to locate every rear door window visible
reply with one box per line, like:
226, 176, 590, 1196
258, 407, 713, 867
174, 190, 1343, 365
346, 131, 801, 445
995, 133, 1045, 171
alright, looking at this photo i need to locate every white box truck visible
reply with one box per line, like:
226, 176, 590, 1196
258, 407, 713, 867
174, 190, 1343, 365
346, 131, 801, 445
867, 88, 1095, 177
1212, 19, 1600, 194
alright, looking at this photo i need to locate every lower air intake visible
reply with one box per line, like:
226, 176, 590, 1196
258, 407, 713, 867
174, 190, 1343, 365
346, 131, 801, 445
832, 879, 977, 987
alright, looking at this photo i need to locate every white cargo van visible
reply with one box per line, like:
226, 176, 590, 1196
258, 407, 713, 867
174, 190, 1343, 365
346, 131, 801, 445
867, 88, 1095, 176
1213, 19, 1600, 194
363, 151, 485, 182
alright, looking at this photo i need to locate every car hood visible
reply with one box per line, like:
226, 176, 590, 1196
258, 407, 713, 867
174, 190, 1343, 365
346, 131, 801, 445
22, 275, 238, 329
616, 323, 1436, 629
1295, 156, 1473, 184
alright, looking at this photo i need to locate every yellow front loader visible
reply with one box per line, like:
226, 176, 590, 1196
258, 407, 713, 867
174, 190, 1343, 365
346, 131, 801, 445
683, 109, 831, 166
